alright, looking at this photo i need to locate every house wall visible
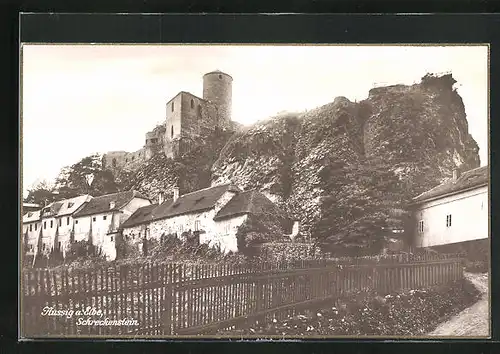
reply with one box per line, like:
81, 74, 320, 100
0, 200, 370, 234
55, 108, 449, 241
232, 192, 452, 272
414, 186, 488, 247
127, 209, 247, 254
23, 221, 41, 254
148, 209, 215, 240
122, 224, 145, 243
73, 197, 150, 259
211, 214, 247, 253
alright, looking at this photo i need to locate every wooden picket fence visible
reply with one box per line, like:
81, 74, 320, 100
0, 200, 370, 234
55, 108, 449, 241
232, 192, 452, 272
21, 253, 464, 338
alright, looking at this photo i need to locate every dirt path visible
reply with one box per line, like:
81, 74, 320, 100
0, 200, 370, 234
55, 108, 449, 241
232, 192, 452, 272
428, 272, 489, 337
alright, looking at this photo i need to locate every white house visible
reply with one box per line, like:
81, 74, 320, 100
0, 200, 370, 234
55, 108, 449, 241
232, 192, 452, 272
22, 195, 91, 258
72, 190, 151, 261
411, 165, 489, 249
121, 184, 288, 254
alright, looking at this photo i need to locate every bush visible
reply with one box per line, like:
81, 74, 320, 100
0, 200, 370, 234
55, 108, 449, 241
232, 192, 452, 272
464, 260, 489, 274
65, 240, 106, 263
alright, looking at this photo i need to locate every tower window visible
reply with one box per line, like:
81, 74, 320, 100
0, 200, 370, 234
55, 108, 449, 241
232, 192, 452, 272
171, 102, 174, 112
218, 74, 222, 79
171, 125, 174, 138
418, 220, 424, 233
29, 224, 32, 232
446, 214, 452, 227
191, 99, 194, 109
67, 217, 70, 225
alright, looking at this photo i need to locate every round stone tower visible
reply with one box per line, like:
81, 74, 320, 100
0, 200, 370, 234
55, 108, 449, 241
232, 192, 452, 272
202, 70, 233, 128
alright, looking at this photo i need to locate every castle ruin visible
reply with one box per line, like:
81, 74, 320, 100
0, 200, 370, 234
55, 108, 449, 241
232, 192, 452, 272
102, 70, 233, 171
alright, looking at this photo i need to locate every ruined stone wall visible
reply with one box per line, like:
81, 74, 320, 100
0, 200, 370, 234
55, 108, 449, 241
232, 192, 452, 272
180, 93, 204, 139
164, 94, 184, 158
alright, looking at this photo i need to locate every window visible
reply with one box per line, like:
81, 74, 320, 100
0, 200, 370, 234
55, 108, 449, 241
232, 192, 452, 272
42, 244, 46, 251
112, 158, 117, 168
27, 212, 33, 217
59, 219, 62, 227
132, 156, 135, 161
171, 125, 174, 138
418, 220, 424, 233
29, 224, 32, 232
218, 74, 222, 79
93, 217, 96, 222
190, 99, 194, 109
35, 223, 37, 231
446, 214, 452, 227
110, 236, 114, 242
194, 220, 201, 231
103, 215, 107, 220
171, 102, 174, 112
50, 220, 53, 228
44, 221, 46, 229
75, 220, 79, 224
67, 217, 70, 225
58, 241, 61, 249
68, 202, 74, 208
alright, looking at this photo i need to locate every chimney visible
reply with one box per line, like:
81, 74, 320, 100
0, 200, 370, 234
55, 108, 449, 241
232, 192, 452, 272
109, 201, 116, 209
158, 192, 164, 205
452, 168, 460, 181
173, 187, 180, 202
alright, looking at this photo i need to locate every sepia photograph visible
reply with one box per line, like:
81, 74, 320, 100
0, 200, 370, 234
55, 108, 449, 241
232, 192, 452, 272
20, 44, 490, 339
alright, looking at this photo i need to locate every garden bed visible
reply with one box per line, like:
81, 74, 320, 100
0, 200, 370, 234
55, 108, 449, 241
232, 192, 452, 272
217, 278, 480, 336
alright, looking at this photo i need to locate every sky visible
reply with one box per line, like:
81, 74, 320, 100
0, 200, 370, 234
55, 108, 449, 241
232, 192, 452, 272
21, 44, 489, 196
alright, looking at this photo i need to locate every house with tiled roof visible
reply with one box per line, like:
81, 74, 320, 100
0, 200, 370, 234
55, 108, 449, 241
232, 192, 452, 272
410, 165, 489, 248
72, 190, 151, 260
22, 194, 92, 257
122, 184, 289, 254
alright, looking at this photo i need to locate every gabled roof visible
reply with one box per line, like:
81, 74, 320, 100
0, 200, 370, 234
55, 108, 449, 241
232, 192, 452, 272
151, 184, 241, 221
73, 190, 149, 217
412, 165, 489, 204
40, 201, 64, 218
213, 190, 286, 221
23, 210, 41, 223
120, 203, 161, 229
56, 194, 92, 217
120, 184, 241, 228
22, 195, 90, 223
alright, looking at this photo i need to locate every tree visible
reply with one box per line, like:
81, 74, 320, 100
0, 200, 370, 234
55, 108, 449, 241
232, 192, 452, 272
313, 156, 408, 255
24, 179, 57, 206
54, 154, 120, 197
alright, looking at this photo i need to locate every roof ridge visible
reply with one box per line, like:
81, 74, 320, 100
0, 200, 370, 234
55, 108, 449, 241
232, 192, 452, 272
180, 183, 232, 197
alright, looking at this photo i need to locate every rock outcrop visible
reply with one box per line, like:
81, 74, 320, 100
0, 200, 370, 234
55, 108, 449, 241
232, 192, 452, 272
211, 73, 480, 253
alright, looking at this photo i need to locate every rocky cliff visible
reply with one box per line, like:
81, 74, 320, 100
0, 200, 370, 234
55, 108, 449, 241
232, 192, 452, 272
211, 73, 480, 253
